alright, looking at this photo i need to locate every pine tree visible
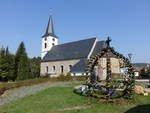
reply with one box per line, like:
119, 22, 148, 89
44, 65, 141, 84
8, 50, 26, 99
5, 47, 15, 81
0, 47, 8, 81
15, 42, 31, 80
17, 53, 31, 80
14, 42, 26, 79
0, 47, 15, 81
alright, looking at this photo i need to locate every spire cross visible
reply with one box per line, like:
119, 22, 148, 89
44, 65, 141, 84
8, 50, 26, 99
49, 8, 53, 16
106, 37, 112, 48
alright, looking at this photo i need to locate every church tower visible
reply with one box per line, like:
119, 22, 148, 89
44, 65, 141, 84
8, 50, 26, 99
41, 16, 58, 59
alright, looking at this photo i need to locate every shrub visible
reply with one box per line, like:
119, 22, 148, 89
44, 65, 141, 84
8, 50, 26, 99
72, 75, 89, 81
66, 72, 71, 77
40, 73, 49, 78
66, 72, 72, 80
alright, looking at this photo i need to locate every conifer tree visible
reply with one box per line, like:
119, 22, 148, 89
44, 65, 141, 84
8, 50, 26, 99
17, 53, 31, 80
5, 47, 15, 80
0, 47, 15, 81
0, 47, 7, 81
15, 42, 31, 80
14, 42, 26, 79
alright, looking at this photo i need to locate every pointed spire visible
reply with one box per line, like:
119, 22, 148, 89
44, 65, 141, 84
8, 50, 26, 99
42, 16, 58, 38
46, 16, 54, 34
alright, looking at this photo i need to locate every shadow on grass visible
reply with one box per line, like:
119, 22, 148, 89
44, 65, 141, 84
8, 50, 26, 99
124, 104, 150, 113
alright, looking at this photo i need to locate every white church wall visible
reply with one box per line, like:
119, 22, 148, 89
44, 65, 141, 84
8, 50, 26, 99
40, 57, 120, 78
40, 59, 80, 76
41, 35, 58, 58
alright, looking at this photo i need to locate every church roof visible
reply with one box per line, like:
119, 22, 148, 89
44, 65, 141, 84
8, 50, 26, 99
70, 58, 87, 73
41, 38, 106, 62
91, 40, 107, 56
70, 41, 107, 73
42, 16, 58, 38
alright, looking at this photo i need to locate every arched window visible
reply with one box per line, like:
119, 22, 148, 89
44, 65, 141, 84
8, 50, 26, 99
52, 43, 55, 46
69, 65, 72, 71
46, 66, 48, 73
61, 65, 64, 73
53, 66, 56, 72
45, 43, 47, 48
52, 38, 55, 41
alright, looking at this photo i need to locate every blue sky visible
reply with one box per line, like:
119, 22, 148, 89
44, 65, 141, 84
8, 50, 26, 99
0, 0, 150, 63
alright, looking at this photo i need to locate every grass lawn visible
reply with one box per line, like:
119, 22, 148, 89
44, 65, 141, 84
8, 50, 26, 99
0, 82, 150, 113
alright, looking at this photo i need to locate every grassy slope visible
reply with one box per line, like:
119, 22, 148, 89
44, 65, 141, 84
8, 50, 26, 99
0, 76, 88, 96
0, 82, 150, 113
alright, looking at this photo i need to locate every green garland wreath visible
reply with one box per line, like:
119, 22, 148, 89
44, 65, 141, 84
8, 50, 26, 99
86, 41, 135, 100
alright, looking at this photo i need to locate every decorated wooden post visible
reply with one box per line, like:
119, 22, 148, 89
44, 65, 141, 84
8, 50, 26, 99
105, 37, 112, 97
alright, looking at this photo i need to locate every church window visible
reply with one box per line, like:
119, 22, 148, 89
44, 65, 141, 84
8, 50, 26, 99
45, 37, 47, 41
46, 66, 49, 73
61, 65, 64, 73
52, 43, 55, 46
69, 65, 72, 71
45, 43, 47, 48
52, 38, 55, 41
53, 66, 56, 72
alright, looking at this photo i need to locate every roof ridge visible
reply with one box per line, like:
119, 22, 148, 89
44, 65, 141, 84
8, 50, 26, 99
54, 37, 97, 47
97, 40, 105, 42
87, 38, 98, 59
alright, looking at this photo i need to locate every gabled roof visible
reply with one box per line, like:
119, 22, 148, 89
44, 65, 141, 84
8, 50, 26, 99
41, 38, 97, 62
42, 16, 58, 38
91, 41, 107, 56
70, 58, 87, 73
70, 41, 107, 73
91, 41, 118, 58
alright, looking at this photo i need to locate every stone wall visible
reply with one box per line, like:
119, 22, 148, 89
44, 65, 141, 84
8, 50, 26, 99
95, 58, 120, 80
40, 59, 80, 76
40, 58, 120, 77
110, 58, 120, 74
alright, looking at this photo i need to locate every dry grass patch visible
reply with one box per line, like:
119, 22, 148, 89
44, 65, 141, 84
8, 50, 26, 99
60, 105, 92, 111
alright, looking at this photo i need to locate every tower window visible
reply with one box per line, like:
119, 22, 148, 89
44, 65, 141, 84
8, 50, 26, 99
52, 43, 55, 46
53, 66, 56, 72
46, 66, 49, 73
61, 65, 64, 73
45, 43, 47, 48
52, 38, 55, 41
45, 37, 47, 41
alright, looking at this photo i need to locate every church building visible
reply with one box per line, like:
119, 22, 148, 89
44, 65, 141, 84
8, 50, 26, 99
40, 16, 120, 78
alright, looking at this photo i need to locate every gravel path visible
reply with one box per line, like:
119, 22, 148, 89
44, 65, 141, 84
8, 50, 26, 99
0, 82, 70, 106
